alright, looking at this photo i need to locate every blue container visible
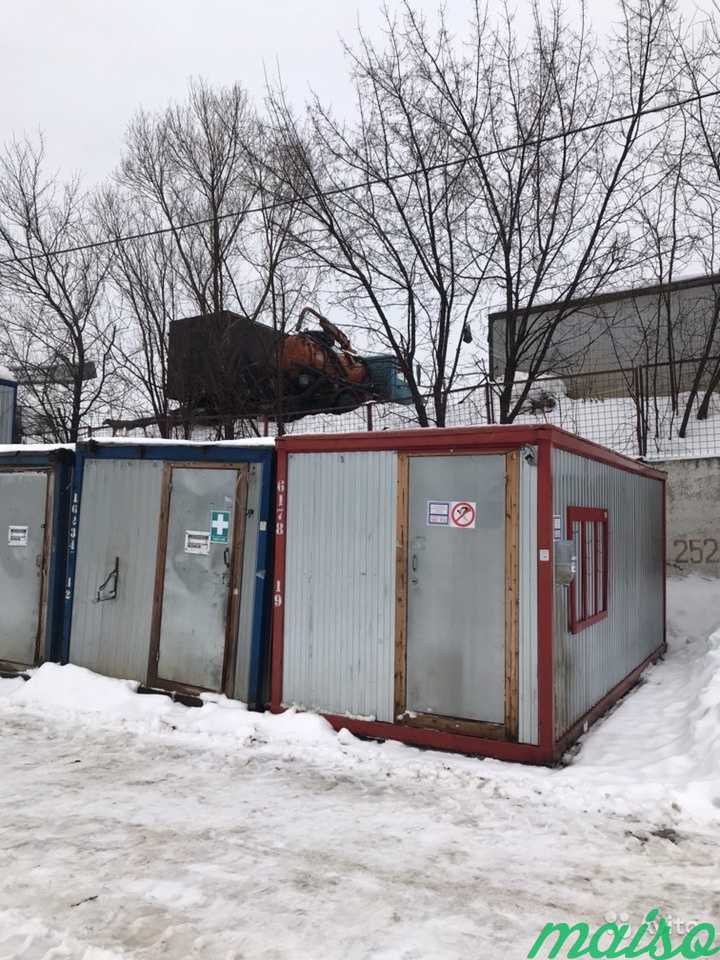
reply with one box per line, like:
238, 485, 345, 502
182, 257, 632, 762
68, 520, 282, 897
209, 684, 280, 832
0, 445, 73, 668
64, 440, 274, 707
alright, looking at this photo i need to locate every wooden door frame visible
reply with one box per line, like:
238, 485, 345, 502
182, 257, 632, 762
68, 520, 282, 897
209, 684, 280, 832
0, 466, 52, 670
146, 462, 249, 697
393, 450, 520, 741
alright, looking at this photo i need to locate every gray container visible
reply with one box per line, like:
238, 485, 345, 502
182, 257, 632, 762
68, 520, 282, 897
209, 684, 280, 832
0, 445, 73, 669
64, 440, 274, 706
271, 425, 665, 764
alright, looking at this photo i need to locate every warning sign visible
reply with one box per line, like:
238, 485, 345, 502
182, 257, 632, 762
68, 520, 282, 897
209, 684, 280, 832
426, 500, 476, 529
8, 525, 29, 547
450, 501, 476, 529
210, 510, 231, 544
184, 530, 210, 555
427, 501, 450, 525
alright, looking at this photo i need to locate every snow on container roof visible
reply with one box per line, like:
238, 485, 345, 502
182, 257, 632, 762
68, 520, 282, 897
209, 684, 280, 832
0, 443, 74, 455
81, 436, 275, 448
0, 366, 15, 383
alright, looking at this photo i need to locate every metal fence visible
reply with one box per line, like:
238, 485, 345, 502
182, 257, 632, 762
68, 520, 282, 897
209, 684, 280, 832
77, 356, 720, 462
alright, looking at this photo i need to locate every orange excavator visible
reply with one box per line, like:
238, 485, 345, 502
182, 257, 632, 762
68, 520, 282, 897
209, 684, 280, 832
164, 306, 412, 423
278, 307, 372, 410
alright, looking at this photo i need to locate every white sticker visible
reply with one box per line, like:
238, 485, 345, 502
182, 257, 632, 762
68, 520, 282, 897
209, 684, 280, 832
8, 525, 28, 547
427, 501, 450, 526
184, 530, 210, 555
539, 548, 550, 562
426, 500, 477, 530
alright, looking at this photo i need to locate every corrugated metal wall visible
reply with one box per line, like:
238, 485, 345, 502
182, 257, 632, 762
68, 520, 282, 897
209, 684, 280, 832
69, 459, 164, 681
282, 451, 397, 722
0, 383, 15, 443
518, 448, 538, 745
552, 450, 664, 738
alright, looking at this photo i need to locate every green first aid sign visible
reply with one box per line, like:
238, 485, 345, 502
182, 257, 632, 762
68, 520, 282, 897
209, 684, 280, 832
210, 510, 231, 544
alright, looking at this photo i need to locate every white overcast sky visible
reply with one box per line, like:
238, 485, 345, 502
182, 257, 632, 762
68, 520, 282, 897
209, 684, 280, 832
0, 0, 621, 187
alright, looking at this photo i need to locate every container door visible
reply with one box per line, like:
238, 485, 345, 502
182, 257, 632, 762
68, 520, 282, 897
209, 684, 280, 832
405, 454, 507, 725
0, 470, 50, 667
151, 465, 247, 693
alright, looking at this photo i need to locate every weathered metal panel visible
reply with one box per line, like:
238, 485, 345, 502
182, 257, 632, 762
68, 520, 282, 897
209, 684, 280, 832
233, 462, 262, 701
552, 449, 664, 739
156, 467, 238, 690
69, 459, 164, 681
0, 471, 49, 665
0, 383, 15, 443
283, 450, 397, 722
518, 448, 539, 745
405, 454, 506, 723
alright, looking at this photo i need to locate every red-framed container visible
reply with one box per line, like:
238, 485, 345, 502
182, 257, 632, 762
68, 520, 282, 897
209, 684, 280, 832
270, 425, 665, 764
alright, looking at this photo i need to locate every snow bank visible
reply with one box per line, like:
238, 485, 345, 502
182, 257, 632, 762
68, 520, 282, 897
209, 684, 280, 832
2, 574, 720, 827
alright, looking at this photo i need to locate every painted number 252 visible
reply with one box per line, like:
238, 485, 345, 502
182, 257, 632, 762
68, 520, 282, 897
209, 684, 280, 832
673, 538, 719, 564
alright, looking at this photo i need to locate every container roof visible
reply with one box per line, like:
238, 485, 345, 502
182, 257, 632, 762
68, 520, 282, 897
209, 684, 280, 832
276, 423, 666, 481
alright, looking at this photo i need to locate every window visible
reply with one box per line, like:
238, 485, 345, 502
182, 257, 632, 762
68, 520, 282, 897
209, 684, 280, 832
567, 507, 608, 633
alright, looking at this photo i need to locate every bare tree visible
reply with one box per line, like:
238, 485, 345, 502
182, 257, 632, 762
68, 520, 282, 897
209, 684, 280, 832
266, 12, 492, 428
0, 137, 116, 442
403, 0, 679, 422
95, 189, 181, 437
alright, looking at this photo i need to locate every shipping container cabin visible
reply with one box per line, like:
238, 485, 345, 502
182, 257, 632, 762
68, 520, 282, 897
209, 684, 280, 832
270, 425, 665, 764
64, 439, 274, 706
0, 445, 73, 670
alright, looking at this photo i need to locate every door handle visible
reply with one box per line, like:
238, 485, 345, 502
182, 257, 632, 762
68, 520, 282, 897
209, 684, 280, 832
223, 547, 230, 568
410, 553, 418, 584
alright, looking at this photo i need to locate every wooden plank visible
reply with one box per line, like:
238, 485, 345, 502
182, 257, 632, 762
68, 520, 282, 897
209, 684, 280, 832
504, 450, 520, 740
402, 712, 506, 741
146, 463, 172, 687
221, 464, 249, 697
393, 453, 409, 720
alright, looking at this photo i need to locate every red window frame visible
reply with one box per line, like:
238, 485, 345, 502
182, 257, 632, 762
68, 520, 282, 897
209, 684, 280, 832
567, 507, 608, 633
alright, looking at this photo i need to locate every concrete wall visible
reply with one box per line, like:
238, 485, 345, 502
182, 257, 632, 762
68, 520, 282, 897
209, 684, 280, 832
655, 457, 720, 578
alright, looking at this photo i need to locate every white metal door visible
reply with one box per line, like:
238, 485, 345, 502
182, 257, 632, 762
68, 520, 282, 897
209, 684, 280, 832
405, 455, 506, 723
0, 471, 49, 666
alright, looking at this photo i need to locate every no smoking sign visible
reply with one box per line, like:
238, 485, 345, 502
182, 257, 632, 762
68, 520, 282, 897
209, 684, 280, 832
450, 501, 476, 529
426, 499, 477, 530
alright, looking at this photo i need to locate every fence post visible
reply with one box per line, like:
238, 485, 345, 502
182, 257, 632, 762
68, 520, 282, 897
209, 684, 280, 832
366, 403, 374, 431
484, 382, 495, 424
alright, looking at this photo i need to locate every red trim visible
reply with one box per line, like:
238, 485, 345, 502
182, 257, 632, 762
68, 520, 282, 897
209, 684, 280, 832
318, 714, 554, 764
567, 507, 608, 633
536, 439, 554, 753
553, 643, 666, 760
276, 424, 666, 481
269, 450, 289, 711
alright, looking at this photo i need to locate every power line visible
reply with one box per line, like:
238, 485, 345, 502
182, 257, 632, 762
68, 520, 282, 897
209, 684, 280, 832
1, 87, 718, 267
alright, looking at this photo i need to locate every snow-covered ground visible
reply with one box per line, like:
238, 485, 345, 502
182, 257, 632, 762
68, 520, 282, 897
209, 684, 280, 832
1, 576, 719, 959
